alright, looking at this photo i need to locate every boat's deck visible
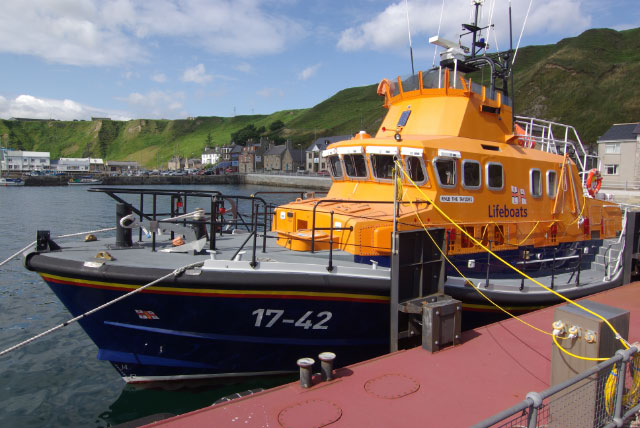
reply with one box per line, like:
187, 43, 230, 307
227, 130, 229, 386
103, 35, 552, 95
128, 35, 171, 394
36, 230, 374, 272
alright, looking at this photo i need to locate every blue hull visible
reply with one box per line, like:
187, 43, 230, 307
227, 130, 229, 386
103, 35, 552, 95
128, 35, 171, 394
40, 273, 389, 381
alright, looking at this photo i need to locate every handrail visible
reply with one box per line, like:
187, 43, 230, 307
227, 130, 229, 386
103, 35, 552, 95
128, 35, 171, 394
514, 116, 597, 187
92, 188, 270, 256
471, 346, 640, 428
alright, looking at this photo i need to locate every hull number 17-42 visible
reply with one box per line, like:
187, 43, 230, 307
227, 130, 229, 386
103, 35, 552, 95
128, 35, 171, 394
252, 309, 332, 330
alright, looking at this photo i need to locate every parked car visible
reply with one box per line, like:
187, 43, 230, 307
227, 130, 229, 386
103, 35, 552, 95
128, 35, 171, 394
317, 170, 330, 176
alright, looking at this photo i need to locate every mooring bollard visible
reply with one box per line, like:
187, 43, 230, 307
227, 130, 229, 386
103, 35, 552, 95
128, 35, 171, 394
297, 357, 315, 388
318, 352, 336, 381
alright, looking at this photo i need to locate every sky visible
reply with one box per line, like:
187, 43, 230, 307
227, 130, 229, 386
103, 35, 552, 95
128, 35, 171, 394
0, 0, 637, 121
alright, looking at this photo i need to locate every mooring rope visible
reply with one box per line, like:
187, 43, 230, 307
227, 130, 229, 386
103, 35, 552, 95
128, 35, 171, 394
0, 260, 204, 357
0, 227, 117, 267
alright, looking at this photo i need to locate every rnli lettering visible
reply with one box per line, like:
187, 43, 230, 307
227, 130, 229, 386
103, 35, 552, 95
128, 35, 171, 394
440, 195, 474, 203
488, 204, 528, 218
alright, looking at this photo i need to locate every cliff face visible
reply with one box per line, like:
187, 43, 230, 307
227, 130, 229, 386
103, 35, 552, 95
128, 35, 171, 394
1, 27, 638, 166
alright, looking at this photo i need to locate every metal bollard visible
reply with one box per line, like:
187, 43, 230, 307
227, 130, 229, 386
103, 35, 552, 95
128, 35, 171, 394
318, 352, 336, 381
297, 357, 315, 388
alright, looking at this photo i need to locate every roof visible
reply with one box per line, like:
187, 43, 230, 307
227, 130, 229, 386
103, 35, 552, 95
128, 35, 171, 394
106, 161, 139, 167
264, 145, 287, 156
290, 148, 305, 163
598, 123, 640, 142
306, 135, 352, 152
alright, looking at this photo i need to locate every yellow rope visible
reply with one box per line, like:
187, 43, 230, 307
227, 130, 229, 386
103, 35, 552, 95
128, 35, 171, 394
394, 160, 629, 351
410, 201, 553, 337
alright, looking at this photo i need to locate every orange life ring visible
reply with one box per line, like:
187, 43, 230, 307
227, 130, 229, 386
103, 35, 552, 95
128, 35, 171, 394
586, 168, 602, 197
514, 124, 536, 149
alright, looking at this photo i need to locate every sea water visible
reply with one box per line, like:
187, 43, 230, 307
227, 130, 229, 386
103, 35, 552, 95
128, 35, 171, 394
0, 184, 301, 427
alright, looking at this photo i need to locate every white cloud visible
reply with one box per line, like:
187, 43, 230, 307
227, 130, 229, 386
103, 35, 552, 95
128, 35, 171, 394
298, 63, 321, 80
152, 73, 167, 83
234, 62, 253, 73
0, 94, 131, 121
0, 0, 306, 66
181, 64, 212, 84
118, 90, 186, 118
256, 88, 284, 97
337, 0, 591, 54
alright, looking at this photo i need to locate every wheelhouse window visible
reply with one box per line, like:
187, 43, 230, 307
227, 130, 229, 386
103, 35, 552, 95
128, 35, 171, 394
433, 158, 456, 187
546, 170, 557, 198
530, 168, 542, 197
370, 154, 395, 180
343, 154, 368, 178
328, 155, 343, 178
462, 160, 481, 189
404, 155, 426, 184
486, 162, 504, 190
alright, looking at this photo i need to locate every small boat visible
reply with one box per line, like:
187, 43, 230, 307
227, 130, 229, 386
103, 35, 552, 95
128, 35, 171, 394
68, 177, 102, 185
21, 5, 632, 383
0, 177, 25, 186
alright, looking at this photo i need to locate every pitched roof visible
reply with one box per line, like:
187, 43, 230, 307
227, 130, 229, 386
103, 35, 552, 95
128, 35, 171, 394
306, 135, 352, 152
598, 123, 640, 142
290, 148, 305, 163
265, 145, 287, 156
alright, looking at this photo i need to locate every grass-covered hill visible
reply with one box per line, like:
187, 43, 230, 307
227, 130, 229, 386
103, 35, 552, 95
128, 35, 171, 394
1, 26, 638, 168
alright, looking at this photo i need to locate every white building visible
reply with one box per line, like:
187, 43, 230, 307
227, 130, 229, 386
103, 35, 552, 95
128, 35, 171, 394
597, 122, 640, 188
202, 147, 220, 165
57, 158, 91, 172
0, 150, 50, 172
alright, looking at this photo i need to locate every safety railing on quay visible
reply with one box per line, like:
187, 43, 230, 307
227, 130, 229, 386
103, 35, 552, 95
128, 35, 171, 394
471, 345, 640, 428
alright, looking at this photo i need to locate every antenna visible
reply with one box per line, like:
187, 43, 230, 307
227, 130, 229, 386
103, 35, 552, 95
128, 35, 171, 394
509, 0, 515, 128
404, 0, 415, 75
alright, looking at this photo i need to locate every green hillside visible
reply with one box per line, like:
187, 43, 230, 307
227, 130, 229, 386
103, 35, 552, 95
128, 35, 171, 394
1, 27, 638, 168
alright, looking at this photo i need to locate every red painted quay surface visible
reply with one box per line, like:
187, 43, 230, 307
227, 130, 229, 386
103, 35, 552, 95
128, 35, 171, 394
146, 282, 640, 428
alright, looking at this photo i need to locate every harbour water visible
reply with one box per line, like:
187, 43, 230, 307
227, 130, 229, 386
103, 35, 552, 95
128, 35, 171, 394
0, 184, 303, 427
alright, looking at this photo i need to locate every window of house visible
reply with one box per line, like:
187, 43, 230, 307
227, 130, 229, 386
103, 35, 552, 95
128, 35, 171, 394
605, 143, 620, 154
328, 155, 343, 178
433, 158, 456, 187
462, 160, 481, 189
605, 164, 618, 175
547, 170, 557, 198
530, 168, 542, 197
370, 154, 395, 180
486, 162, 504, 190
343, 154, 368, 178
404, 156, 427, 184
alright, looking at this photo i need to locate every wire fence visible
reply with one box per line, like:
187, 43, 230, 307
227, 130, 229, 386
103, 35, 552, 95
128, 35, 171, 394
472, 346, 640, 428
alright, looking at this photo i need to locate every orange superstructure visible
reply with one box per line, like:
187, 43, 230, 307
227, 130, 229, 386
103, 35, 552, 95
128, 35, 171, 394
273, 68, 622, 261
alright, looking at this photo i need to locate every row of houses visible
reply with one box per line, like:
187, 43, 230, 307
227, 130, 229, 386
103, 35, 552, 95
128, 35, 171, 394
0, 150, 140, 175
199, 135, 352, 174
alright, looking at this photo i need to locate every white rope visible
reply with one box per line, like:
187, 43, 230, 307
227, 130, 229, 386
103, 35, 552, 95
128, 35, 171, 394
512, 0, 533, 66
432, 0, 446, 66
0, 260, 204, 357
0, 227, 116, 267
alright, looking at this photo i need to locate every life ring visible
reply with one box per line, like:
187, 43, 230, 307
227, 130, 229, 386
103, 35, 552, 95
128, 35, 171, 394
514, 124, 536, 149
586, 169, 602, 197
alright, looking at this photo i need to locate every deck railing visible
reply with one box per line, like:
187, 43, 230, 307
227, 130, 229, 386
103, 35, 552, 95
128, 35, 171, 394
514, 116, 597, 187
471, 345, 640, 428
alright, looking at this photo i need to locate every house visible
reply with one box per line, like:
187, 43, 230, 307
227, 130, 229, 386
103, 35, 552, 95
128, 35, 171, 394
167, 156, 185, 170
105, 161, 139, 175
263, 141, 302, 172
202, 147, 220, 165
305, 135, 351, 173
0, 150, 50, 172
238, 138, 270, 173
597, 122, 640, 188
